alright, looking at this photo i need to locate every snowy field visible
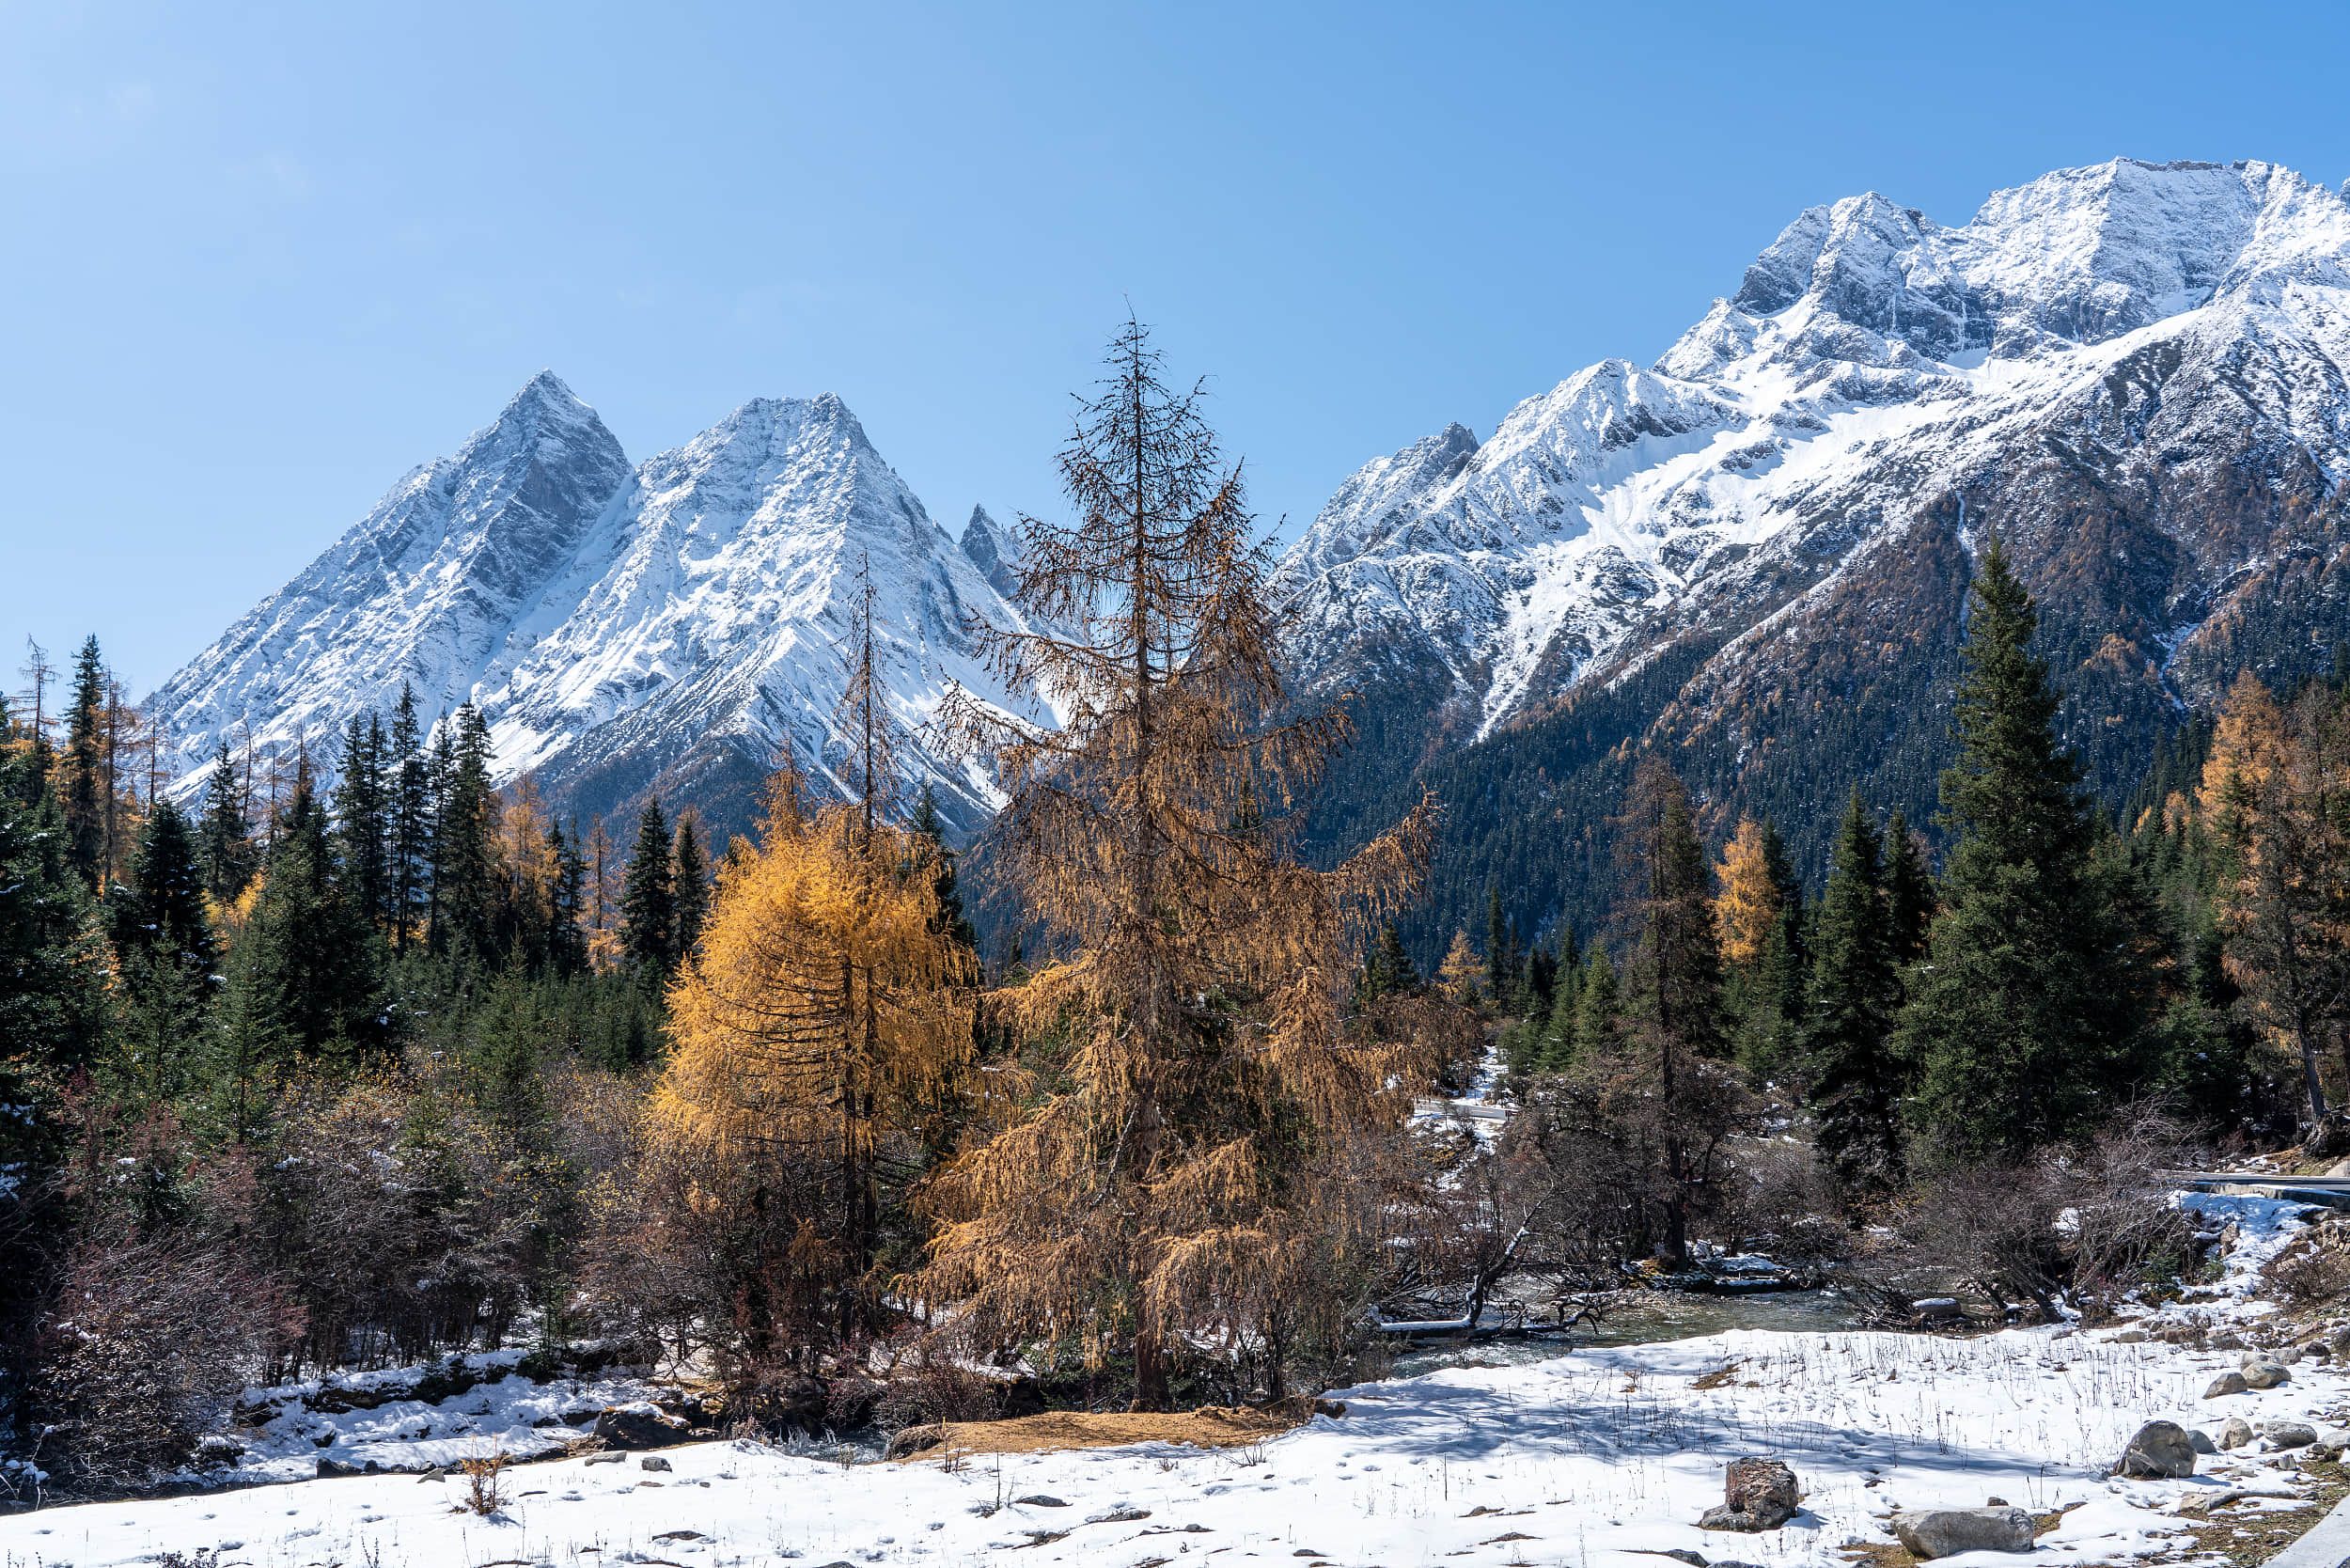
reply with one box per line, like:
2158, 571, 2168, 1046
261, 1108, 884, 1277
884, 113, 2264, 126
3, 1193, 2342, 1568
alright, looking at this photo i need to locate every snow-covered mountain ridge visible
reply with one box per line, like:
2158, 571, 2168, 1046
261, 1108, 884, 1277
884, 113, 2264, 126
1275, 157, 2350, 740
149, 375, 1040, 839
1277, 158, 2350, 949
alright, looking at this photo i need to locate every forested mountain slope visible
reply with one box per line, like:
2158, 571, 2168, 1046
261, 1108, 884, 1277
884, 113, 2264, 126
1275, 158, 2350, 952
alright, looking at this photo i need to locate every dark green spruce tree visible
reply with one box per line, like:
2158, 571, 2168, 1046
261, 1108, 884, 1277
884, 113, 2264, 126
1895, 536, 2152, 1160
238, 773, 384, 1062
910, 784, 979, 958
197, 741, 257, 902
1570, 948, 1622, 1060
0, 700, 112, 1406
428, 704, 497, 961
619, 798, 676, 987
386, 684, 431, 953
1883, 808, 1934, 967
61, 635, 106, 886
1361, 921, 1423, 1003
547, 821, 590, 979
0, 701, 113, 1154
334, 713, 390, 933
1485, 888, 1524, 1015
1622, 758, 1726, 1264
109, 798, 220, 1105
671, 814, 710, 964
1803, 793, 1906, 1196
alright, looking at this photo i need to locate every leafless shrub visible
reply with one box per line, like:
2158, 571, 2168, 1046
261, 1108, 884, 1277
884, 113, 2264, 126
870, 1360, 1009, 1432
2264, 1215, 2350, 1306
32, 1224, 299, 1492
1507, 1054, 1762, 1286
1875, 1107, 2203, 1322
1719, 1137, 1850, 1266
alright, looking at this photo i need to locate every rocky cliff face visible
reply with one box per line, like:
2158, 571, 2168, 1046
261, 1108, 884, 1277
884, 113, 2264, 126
1276, 159, 2350, 950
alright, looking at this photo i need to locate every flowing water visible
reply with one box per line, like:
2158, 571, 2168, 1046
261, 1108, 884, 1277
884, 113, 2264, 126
1389, 1287, 1867, 1375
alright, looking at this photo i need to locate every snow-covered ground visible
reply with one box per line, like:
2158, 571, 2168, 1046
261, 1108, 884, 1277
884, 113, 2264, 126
4, 1192, 2342, 1568
198, 1349, 673, 1489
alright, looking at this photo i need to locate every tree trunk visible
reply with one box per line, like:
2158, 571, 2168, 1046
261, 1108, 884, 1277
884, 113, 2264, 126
1130, 1293, 1169, 1412
2299, 1016, 2329, 1129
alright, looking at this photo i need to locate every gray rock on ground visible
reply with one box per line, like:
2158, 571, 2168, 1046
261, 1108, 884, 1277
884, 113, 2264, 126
2115, 1420, 2197, 1479
2242, 1355, 2293, 1389
2264, 1421, 2319, 1450
639, 1454, 673, 1471
886, 1424, 945, 1459
2188, 1428, 2218, 1455
1700, 1458, 1801, 1531
1891, 1508, 2036, 1559
2219, 1417, 2256, 1450
594, 1403, 689, 1450
2205, 1371, 2250, 1399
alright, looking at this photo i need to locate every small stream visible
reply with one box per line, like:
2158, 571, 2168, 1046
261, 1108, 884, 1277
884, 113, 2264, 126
1390, 1287, 1866, 1375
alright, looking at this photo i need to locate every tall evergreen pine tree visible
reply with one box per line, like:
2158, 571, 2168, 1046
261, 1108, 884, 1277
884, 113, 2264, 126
386, 684, 431, 953
671, 815, 710, 964
197, 740, 257, 902
1896, 536, 2149, 1159
620, 798, 676, 985
1804, 792, 1906, 1195
61, 635, 106, 886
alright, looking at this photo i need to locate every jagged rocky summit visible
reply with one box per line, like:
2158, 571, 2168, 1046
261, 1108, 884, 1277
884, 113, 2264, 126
1273, 158, 2350, 946
149, 374, 1042, 840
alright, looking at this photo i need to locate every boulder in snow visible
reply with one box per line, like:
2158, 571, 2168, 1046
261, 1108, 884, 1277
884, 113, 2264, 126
2241, 1355, 2291, 1389
2205, 1371, 2250, 1398
1700, 1458, 1800, 1530
2115, 1420, 2196, 1479
594, 1402, 688, 1450
2263, 1420, 2318, 1450
2219, 1417, 2255, 1450
2188, 1428, 2218, 1455
1891, 1508, 2035, 1559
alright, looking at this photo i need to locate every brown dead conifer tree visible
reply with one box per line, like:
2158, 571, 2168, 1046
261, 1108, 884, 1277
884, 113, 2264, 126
908, 317, 1436, 1409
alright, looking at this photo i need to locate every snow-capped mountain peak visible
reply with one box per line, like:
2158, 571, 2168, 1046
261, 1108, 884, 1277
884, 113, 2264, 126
1277, 157, 2350, 745
150, 381, 1041, 840
147, 372, 634, 779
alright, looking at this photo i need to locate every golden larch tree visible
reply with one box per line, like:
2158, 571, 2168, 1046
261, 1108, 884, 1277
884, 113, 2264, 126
907, 318, 1434, 1409
1711, 816, 1781, 969
651, 590, 979, 1354
1436, 931, 1483, 1005
2203, 671, 2350, 1126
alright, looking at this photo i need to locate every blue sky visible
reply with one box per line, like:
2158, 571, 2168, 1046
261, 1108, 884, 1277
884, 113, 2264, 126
6, 0, 2349, 694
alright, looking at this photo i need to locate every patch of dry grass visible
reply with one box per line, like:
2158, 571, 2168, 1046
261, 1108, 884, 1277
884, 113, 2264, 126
893, 1399, 1315, 1461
